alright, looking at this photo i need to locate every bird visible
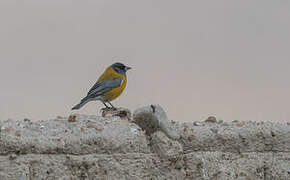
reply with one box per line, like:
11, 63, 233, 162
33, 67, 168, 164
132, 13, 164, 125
72, 62, 131, 110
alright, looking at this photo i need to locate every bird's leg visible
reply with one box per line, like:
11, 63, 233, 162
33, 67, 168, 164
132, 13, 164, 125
101, 101, 112, 111
107, 101, 117, 110
101, 101, 110, 110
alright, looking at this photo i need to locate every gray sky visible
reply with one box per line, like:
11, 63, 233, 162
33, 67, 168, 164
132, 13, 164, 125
0, 0, 290, 122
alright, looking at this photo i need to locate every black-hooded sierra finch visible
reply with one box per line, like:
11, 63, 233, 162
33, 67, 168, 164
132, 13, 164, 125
72, 62, 131, 110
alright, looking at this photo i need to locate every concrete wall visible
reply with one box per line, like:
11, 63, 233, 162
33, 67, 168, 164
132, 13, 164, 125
0, 105, 289, 179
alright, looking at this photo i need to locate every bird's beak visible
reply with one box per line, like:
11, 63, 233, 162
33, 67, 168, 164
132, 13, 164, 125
125, 66, 132, 71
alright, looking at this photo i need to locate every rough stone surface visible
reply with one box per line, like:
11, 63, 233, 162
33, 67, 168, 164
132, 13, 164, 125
174, 121, 290, 153
0, 106, 289, 179
0, 114, 149, 155
150, 131, 183, 158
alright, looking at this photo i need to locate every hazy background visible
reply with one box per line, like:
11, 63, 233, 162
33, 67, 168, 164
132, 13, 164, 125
0, 0, 289, 122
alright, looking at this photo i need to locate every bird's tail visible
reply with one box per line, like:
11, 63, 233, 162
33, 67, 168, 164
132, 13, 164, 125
71, 96, 91, 110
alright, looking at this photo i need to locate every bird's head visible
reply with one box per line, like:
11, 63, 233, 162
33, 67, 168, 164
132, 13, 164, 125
112, 62, 131, 75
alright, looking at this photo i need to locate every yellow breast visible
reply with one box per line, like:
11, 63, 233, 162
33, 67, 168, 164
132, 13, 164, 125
98, 66, 127, 101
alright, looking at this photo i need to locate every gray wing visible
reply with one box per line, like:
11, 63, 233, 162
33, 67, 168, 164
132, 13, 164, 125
86, 78, 123, 98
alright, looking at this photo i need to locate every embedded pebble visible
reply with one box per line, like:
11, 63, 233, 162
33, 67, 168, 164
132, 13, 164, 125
205, 116, 217, 123
9, 154, 17, 160
236, 122, 244, 127
210, 128, 218, 133
130, 126, 139, 134
175, 160, 183, 170
193, 122, 202, 126
14, 131, 21, 137
23, 118, 30, 122
218, 120, 223, 124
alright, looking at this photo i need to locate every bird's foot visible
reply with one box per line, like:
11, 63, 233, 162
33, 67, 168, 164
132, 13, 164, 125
100, 107, 117, 111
